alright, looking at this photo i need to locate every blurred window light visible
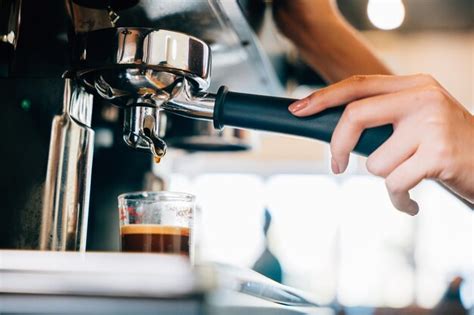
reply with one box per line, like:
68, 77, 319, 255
266, 175, 341, 304
337, 176, 415, 308
191, 174, 265, 267
168, 173, 193, 193
169, 172, 473, 309
414, 181, 474, 309
367, 0, 406, 30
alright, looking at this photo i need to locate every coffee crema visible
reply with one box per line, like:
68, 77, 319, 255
120, 224, 190, 255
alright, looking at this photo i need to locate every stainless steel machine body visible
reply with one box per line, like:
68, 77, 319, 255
1, 0, 391, 251
39, 27, 239, 250
32, 0, 281, 251
40, 79, 94, 251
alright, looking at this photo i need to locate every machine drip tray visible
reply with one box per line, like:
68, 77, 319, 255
0, 250, 333, 315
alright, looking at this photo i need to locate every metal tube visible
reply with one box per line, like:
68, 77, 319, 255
40, 79, 94, 251
161, 79, 216, 121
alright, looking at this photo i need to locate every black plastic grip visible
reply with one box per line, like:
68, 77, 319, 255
213, 86, 393, 156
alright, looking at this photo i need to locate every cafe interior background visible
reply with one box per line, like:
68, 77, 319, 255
1, 0, 473, 313
164, 0, 474, 310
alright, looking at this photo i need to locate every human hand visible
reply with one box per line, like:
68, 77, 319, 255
288, 74, 474, 215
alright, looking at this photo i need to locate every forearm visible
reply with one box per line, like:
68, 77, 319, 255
274, 0, 391, 82
300, 17, 392, 82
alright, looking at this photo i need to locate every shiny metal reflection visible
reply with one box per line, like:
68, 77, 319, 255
74, 27, 256, 154
74, 27, 220, 156
0, 0, 22, 48
75, 27, 211, 106
123, 105, 167, 158
40, 79, 94, 251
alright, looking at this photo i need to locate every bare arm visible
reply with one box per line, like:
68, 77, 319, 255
273, 0, 391, 82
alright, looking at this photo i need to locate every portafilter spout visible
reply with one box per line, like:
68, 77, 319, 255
74, 27, 212, 160
74, 27, 393, 158
123, 105, 168, 162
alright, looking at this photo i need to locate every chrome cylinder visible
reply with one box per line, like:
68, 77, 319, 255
162, 79, 216, 121
40, 79, 94, 251
0, 0, 21, 48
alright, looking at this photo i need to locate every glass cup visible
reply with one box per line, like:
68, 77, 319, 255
118, 191, 194, 257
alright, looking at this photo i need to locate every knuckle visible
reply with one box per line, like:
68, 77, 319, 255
432, 138, 455, 166
343, 102, 363, 126
422, 85, 447, 104
423, 105, 452, 128
416, 73, 439, 86
308, 90, 326, 108
420, 137, 454, 178
439, 164, 457, 182
385, 178, 402, 195
366, 156, 385, 177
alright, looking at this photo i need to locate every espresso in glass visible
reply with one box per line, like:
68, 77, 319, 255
121, 224, 190, 255
118, 192, 194, 257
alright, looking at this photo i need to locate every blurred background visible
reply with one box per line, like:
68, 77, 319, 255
160, 0, 474, 312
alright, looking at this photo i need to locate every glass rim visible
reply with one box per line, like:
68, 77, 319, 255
118, 191, 195, 203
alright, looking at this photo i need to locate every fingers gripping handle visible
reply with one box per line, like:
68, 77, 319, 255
213, 86, 393, 156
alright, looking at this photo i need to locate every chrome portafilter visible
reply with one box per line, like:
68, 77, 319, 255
74, 27, 213, 160
74, 27, 393, 160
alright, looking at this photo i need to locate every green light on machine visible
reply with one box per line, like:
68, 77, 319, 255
20, 99, 31, 111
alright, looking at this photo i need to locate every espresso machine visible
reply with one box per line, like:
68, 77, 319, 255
0, 0, 273, 250
41, 29, 392, 251
1, 0, 393, 251
0, 1, 395, 314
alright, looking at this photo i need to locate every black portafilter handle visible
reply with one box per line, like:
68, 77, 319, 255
213, 86, 394, 156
